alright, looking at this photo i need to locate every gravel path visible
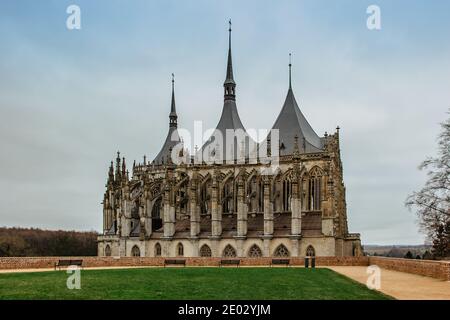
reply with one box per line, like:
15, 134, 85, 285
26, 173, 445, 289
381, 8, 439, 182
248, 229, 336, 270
328, 266, 450, 300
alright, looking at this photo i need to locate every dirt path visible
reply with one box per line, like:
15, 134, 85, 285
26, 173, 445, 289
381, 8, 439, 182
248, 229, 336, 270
328, 266, 450, 300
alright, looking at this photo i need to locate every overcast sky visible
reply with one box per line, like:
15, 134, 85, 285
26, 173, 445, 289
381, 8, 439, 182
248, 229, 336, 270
0, 0, 449, 245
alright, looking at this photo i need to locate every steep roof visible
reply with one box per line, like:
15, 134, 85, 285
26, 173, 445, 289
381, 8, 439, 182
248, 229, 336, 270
268, 87, 323, 155
264, 57, 323, 155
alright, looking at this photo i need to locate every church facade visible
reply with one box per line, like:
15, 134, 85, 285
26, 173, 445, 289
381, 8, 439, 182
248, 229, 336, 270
97, 25, 362, 258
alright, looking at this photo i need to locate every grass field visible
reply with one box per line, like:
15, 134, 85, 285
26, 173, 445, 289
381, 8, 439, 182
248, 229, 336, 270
0, 267, 390, 300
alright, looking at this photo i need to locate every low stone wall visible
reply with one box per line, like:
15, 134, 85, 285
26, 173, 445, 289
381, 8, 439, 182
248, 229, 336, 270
368, 256, 450, 281
0, 256, 368, 270
0, 256, 448, 281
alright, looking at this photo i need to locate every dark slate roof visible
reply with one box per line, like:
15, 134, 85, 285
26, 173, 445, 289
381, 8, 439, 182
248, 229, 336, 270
265, 88, 323, 155
153, 126, 180, 165
201, 102, 257, 162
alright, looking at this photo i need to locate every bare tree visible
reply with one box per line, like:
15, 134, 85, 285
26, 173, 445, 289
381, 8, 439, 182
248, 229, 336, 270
406, 109, 450, 239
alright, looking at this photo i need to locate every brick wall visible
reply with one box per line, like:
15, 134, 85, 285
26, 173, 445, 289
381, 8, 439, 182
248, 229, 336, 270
0, 256, 368, 270
368, 256, 450, 281
0, 256, 448, 281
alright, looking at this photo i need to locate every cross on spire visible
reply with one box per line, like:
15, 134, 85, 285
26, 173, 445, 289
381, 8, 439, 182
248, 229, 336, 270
289, 53, 292, 89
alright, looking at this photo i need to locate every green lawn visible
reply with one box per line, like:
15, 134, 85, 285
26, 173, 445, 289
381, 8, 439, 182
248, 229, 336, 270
0, 267, 390, 300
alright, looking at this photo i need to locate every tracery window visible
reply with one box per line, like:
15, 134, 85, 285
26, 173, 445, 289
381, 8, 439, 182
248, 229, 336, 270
308, 168, 322, 211
222, 179, 234, 213
200, 244, 212, 257
222, 244, 237, 258
282, 177, 292, 212
131, 245, 140, 257
248, 244, 262, 257
306, 245, 315, 257
274, 244, 290, 257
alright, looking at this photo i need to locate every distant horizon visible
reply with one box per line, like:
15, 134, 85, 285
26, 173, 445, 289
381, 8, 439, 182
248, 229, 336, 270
0, 225, 430, 247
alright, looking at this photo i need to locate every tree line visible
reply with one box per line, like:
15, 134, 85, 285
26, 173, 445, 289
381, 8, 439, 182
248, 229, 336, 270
0, 227, 98, 257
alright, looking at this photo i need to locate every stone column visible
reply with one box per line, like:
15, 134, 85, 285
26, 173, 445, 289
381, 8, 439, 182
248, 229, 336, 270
236, 173, 247, 237
163, 186, 175, 238
144, 198, 152, 237
211, 175, 222, 238
263, 175, 273, 237
237, 239, 245, 257
290, 238, 300, 257
190, 170, 200, 238
263, 238, 271, 257
190, 238, 199, 257
291, 163, 302, 237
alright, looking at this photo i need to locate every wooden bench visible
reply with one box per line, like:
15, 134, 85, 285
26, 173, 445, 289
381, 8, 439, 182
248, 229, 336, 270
219, 259, 240, 267
271, 258, 290, 267
54, 259, 83, 270
164, 259, 186, 267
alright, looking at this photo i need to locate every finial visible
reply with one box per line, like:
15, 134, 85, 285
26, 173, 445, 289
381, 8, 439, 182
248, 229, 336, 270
171, 73, 174, 86
228, 19, 232, 47
117, 151, 120, 158
336, 126, 340, 132
289, 53, 292, 89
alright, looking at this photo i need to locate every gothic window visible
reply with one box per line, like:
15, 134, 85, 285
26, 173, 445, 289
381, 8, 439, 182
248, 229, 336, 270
306, 245, 315, 257
308, 168, 323, 211
248, 176, 258, 213
282, 177, 292, 212
248, 244, 262, 257
131, 245, 140, 257
200, 180, 211, 214
177, 243, 184, 256
200, 244, 212, 257
152, 198, 162, 231
155, 243, 161, 256
105, 245, 111, 257
274, 244, 290, 257
258, 179, 264, 212
152, 198, 162, 218
222, 179, 233, 213
223, 244, 237, 258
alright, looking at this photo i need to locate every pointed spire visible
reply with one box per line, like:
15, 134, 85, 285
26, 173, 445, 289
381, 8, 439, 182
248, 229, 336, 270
122, 157, 126, 177
115, 151, 121, 179
107, 161, 114, 184
169, 73, 177, 128
289, 53, 292, 90
224, 19, 236, 101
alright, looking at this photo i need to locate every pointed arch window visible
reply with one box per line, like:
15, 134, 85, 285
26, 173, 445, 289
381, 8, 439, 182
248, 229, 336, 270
308, 168, 323, 211
282, 176, 292, 212
248, 244, 262, 257
105, 244, 111, 257
306, 245, 315, 257
274, 244, 290, 257
177, 243, 184, 257
200, 244, 212, 257
131, 245, 140, 257
155, 243, 162, 256
222, 179, 234, 213
223, 244, 237, 258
